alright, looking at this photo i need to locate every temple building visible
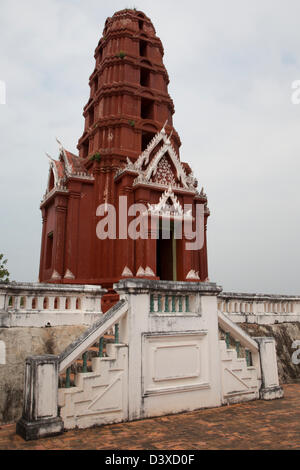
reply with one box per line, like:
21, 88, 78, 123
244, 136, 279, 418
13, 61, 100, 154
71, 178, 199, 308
0, 8, 285, 441
39, 9, 209, 308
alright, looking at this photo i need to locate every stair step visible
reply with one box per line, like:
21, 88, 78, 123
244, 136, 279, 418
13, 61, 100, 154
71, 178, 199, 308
58, 334, 120, 388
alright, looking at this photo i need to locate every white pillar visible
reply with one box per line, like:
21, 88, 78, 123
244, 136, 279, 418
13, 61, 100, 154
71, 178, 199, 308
16, 356, 63, 441
254, 337, 284, 400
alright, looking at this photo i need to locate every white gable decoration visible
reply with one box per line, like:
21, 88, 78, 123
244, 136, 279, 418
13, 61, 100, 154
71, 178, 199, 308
148, 188, 193, 219
116, 123, 198, 192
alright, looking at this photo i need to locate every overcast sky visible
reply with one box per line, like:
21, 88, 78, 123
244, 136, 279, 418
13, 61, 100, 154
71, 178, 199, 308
0, 0, 300, 294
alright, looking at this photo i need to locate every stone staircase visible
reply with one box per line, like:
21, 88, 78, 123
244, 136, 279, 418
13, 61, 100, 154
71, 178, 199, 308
219, 339, 260, 404
16, 280, 283, 441
59, 332, 115, 387
58, 341, 128, 430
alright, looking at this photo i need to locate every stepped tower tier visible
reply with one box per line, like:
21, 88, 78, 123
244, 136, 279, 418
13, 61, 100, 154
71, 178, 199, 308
78, 9, 180, 164
39, 9, 210, 310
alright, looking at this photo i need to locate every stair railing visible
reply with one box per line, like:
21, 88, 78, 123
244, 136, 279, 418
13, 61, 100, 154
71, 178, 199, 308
16, 299, 128, 441
59, 299, 128, 374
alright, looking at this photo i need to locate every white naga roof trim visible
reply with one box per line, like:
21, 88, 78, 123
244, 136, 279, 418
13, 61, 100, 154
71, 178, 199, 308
46, 153, 60, 188
56, 137, 73, 176
116, 123, 198, 192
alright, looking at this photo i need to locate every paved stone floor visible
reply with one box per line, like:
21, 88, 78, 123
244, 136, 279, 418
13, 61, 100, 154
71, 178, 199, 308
0, 384, 299, 450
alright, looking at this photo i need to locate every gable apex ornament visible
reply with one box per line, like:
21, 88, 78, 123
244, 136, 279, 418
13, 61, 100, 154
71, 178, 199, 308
56, 137, 73, 176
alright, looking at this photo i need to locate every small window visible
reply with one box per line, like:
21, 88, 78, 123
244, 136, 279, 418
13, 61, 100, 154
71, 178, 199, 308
94, 76, 98, 93
32, 298, 37, 309
140, 40, 147, 57
139, 20, 144, 30
43, 298, 49, 309
65, 298, 71, 310
82, 140, 89, 159
140, 68, 150, 87
89, 107, 94, 126
54, 297, 60, 310
76, 298, 81, 310
141, 98, 154, 120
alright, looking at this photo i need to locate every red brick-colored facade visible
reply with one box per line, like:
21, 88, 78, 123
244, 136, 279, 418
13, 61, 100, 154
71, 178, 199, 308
39, 9, 210, 306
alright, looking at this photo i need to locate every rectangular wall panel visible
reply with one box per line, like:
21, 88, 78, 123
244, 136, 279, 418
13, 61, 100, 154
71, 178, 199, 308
142, 332, 209, 397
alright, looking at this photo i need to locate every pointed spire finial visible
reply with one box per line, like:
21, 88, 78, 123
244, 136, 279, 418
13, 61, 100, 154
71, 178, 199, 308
56, 137, 63, 149
45, 152, 54, 162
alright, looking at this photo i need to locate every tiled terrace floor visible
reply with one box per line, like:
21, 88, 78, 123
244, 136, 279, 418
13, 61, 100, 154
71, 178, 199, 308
0, 384, 299, 450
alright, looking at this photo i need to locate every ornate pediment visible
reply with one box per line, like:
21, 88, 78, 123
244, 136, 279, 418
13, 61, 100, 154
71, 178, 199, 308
115, 123, 198, 192
152, 155, 176, 186
148, 188, 193, 219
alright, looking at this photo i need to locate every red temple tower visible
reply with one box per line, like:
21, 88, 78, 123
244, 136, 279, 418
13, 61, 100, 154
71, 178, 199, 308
39, 9, 210, 308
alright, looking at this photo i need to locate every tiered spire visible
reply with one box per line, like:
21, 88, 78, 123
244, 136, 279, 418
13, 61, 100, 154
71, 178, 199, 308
77, 9, 181, 163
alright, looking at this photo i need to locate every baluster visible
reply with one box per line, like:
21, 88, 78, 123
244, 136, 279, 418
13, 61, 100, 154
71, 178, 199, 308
172, 296, 176, 312
165, 295, 169, 313
245, 349, 250, 367
225, 332, 230, 349
246, 350, 253, 367
185, 295, 190, 312
66, 368, 71, 388
235, 341, 240, 358
178, 296, 183, 313
158, 295, 162, 312
115, 323, 119, 343
83, 352, 88, 373
99, 337, 104, 357
150, 294, 155, 313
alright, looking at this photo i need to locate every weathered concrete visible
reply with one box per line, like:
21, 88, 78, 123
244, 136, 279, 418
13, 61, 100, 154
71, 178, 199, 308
239, 322, 300, 384
0, 325, 86, 424
16, 356, 64, 441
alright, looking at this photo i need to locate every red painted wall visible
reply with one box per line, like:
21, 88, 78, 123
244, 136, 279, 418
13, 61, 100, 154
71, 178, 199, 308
39, 9, 210, 310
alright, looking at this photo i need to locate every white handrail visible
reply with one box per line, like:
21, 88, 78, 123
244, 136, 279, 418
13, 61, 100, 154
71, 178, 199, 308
218, 310, 259, 352
59, 299, 128, 373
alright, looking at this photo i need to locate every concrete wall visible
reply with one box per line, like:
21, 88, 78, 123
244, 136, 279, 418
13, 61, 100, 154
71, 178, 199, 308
239, 322, 300, 385
0, 325, 86, 424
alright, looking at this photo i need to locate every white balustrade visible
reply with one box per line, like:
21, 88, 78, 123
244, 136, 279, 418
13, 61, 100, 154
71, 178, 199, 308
218, 293, 300, 324
0, 282, 106, 327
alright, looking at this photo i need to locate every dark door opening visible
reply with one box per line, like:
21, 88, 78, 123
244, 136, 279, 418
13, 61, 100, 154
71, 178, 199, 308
156, 226, 177, 281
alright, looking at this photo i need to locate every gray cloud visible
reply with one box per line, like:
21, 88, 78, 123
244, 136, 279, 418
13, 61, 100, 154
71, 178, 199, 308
0, 0, 300, 294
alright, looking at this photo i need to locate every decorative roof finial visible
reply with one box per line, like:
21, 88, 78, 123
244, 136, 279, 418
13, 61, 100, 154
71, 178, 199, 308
56, 137, 64, 150
161, 120, 168, 134
45, 152, 54, 162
